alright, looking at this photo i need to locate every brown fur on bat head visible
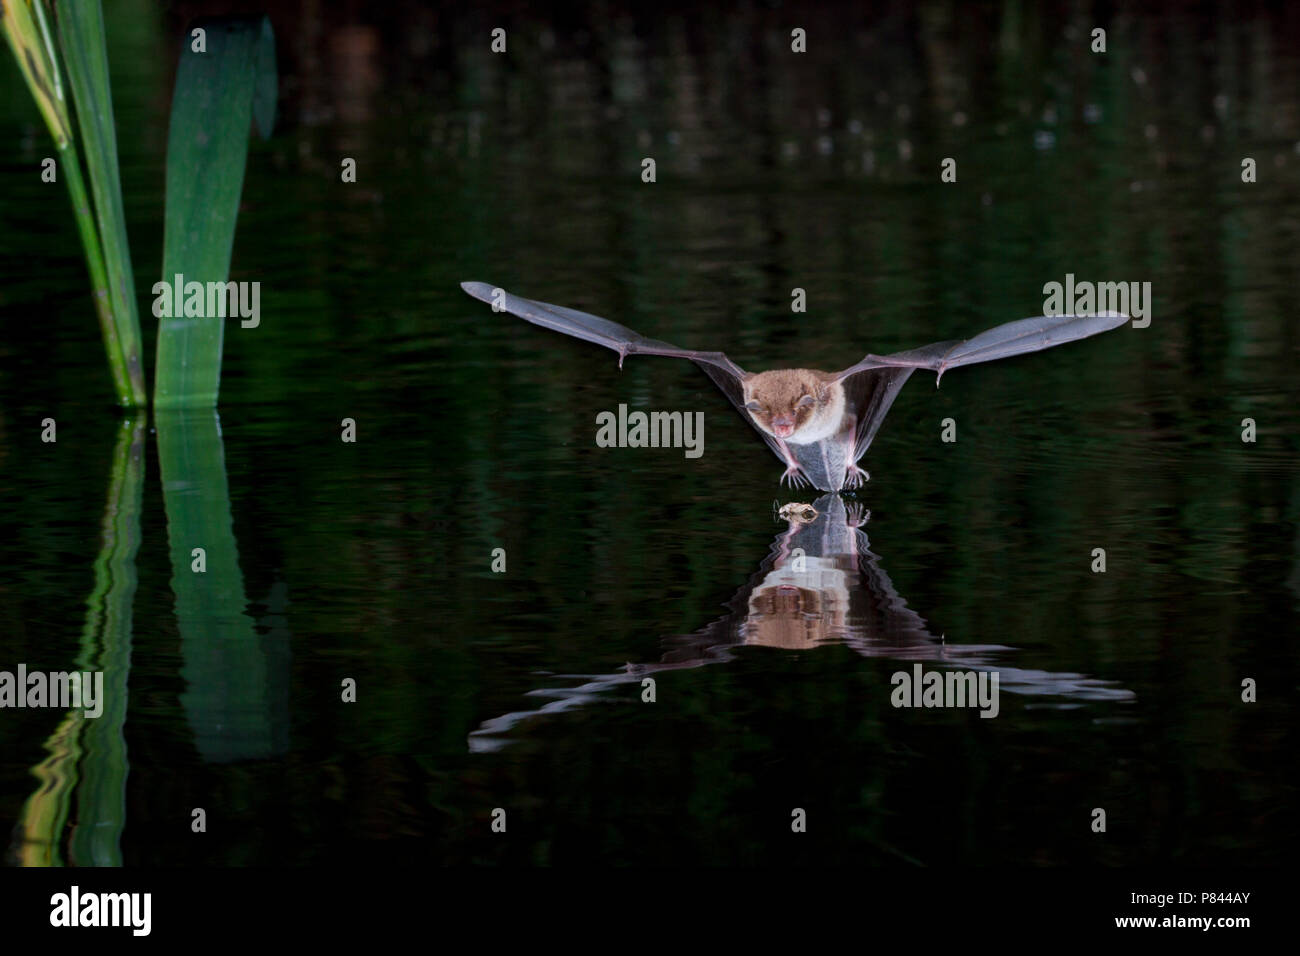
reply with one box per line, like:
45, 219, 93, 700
742, 369, 845, 444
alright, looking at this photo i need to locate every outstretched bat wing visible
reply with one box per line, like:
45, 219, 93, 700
834, 311, 1128, 463
461, 281, 749, 380
838, 311, 1129, 382
461, 281, 795, 464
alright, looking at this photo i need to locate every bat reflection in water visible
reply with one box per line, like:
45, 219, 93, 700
468, 496, 1133, 752
461, 282, 1127, 492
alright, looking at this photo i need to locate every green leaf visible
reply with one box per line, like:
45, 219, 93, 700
54, 0, 146, 405
155, 17, 277, 409
1, 0, 72, 145
3, 0, 144, 405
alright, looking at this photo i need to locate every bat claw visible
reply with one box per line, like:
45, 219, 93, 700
843, 464, 870, 489
780, 466, 810, 489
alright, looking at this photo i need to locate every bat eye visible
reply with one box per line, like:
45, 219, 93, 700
744, 400, 762, 411
796, 395, 816, 408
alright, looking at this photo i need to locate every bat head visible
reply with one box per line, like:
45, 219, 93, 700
742, 369, 839, 443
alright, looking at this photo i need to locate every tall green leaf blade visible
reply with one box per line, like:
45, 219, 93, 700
155, 17, 276, 409
53, 0, 145, 405
3, 0, 139, 405
1, 0, 72, 146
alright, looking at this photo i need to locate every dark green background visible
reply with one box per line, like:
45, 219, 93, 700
0, 0, 1296, 864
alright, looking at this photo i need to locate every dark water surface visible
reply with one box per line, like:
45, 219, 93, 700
1, 2, 1297, 865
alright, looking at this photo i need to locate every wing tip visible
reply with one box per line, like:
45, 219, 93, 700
460, 280, 498, 303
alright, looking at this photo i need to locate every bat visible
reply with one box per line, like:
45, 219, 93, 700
461, 281, 1127, 492
468, 494, 1133, 751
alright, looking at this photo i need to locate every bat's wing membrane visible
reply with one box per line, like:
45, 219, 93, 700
835, 311, 1129, 383
834, 311, 1128, 463
843, 367, 920, 463
691, 363, 790, 465
461, 281, 749, 380
463, 280, 794, 466
465, 285, 1128, 480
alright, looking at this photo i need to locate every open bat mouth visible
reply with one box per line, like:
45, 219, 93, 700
772, 422, 796, 438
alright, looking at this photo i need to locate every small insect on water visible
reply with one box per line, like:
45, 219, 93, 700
777, 501, 819, 524
462, 281, 1128, 492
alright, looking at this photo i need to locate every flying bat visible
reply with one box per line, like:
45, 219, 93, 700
461, 281, 1127, 492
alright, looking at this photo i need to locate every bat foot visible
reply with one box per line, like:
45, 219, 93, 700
843, 464, 870, 489
779, 466, 811, 489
